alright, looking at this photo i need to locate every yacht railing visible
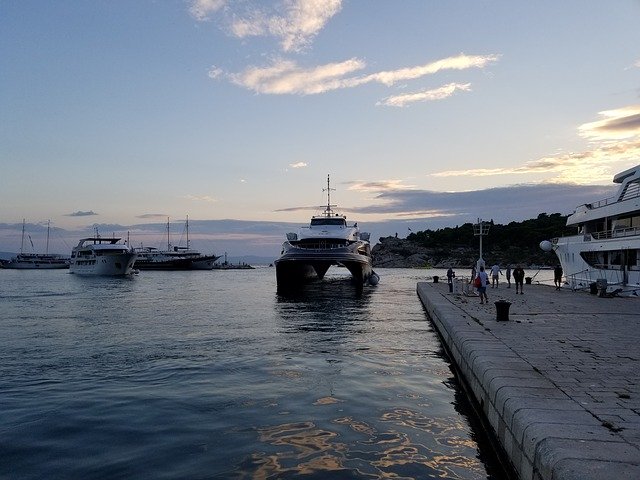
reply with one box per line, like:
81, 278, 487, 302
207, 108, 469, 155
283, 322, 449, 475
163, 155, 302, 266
584, 181, 640, 209
591, 226, 640, 239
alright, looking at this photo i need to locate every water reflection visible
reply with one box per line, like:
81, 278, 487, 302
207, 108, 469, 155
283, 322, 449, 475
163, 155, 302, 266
239, 407, 487, 479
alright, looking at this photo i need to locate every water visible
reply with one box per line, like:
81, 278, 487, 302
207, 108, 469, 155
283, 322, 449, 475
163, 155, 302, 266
0, 267, 510, 479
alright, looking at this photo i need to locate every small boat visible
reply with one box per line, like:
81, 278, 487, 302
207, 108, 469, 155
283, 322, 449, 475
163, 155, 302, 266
134, 216, 220, 270
0, 220, 70, 269
541, 164, 640, 295
69, 237, 137, 276
275, 175, 378, 291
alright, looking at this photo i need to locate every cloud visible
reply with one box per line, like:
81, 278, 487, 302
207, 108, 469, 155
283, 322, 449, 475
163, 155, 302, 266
431, 141, 640, 185
190, 0, 341, 52
349, 183, 615, 220
377, 83, 472, 107
189, 0, 226, 21
346, 180, 416, 192
226, 57, 365, 95
222, 53, 499, 96
137, 214, 168, 219
229, 0, 342, 53
289, 161, 308, 168
354, 54, 500, 87
183, 194, 217, 203
578, 105, 640, 141
65, 210, 98, 217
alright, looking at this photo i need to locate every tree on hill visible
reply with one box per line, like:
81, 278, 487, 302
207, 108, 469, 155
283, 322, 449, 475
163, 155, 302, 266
399, 213, 574, 266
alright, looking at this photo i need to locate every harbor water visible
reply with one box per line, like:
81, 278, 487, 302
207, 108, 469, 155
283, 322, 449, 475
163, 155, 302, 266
0, 267, 544, 479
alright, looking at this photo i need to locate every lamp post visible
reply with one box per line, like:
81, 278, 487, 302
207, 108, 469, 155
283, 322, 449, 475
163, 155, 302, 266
473, 218, 490, 273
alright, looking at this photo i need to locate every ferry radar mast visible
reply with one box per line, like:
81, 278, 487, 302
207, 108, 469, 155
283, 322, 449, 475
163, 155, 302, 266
322, 174, 338, 217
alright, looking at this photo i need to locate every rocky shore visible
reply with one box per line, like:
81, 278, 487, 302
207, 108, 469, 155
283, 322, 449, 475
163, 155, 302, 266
371, 235, 555, 268
371, 236, 468, 268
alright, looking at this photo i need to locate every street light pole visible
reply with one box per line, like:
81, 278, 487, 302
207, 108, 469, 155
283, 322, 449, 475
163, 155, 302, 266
473, 218, 490, 273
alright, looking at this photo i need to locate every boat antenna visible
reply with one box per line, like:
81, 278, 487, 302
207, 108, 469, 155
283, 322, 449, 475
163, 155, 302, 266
323, 174, 337, 216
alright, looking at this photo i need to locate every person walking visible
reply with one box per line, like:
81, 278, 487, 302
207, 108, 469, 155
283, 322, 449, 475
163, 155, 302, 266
513, 265, 525, 294
554, 264, 563, 290
506, 265, 512, 288
476, 266, 490, 304
490, 264, 502, 288
447, 266, 455, 284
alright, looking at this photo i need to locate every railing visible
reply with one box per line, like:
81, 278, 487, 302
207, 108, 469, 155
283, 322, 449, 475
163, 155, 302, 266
591, 226, 640, 239
584, 181, 640, 209
293, 242, 349, 250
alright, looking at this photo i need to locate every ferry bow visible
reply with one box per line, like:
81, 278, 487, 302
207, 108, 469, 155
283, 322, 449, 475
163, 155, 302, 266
275, 175, 378, 291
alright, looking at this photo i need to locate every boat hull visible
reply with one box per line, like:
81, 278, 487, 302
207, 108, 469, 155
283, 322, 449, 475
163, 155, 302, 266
275, 244, 373, 290
134, 254, 220, 270
553, 234, 640, 294
1, 256, 69, 269
69, 253, 138, 276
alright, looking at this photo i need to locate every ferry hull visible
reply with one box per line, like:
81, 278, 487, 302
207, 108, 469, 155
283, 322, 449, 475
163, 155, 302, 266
275, 245, 373, 290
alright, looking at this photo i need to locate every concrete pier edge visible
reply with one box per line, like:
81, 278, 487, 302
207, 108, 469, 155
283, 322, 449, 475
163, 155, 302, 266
417, 281, 640, 480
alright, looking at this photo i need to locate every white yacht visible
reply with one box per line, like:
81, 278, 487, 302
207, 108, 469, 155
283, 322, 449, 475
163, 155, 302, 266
275, 175, 378, 291
1, 220, 70, 269
69, 237, 137, 276
541, 164, 640, 295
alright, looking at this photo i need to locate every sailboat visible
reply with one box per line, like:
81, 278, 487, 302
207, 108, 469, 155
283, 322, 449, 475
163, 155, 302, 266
1, 220, 70, 269
134, 216, 221, 270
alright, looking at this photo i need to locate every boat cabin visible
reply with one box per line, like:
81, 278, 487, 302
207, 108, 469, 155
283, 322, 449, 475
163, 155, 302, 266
310, 216, 347, 227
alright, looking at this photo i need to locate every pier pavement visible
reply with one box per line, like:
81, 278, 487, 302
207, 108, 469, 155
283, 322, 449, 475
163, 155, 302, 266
417, 280, 640, 480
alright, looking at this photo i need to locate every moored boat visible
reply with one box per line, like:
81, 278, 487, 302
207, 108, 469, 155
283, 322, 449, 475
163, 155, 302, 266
0, 220, 69, 270
134, 216, 220, 270
275, 175, 378, 291
541, 164, 640, 295
69, 237, 137, 276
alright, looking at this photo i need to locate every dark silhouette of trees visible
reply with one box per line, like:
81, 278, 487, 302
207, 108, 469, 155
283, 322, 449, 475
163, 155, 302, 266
402, 213, 573, 266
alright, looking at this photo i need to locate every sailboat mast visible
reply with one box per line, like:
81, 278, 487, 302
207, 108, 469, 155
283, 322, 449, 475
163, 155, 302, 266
46, 220, 50, 254
167, 217, 170, 250
186, 215, 189, 249
20, 219, 25, 254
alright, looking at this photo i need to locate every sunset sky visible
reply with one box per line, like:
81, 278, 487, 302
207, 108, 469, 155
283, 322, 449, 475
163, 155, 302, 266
1, 1, 639, 257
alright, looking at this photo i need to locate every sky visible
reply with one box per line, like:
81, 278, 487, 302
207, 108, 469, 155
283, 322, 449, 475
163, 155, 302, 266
1, 0, 640, 259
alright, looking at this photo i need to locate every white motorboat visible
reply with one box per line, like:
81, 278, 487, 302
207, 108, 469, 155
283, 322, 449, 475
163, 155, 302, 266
0, 220, 69, 270
275, 175, 378, 291
541, 164, 640, 295
69, 237, 137, 276
134, 216, 220, 270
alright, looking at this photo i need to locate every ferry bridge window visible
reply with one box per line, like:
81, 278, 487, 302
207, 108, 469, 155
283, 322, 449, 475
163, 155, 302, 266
311, 218, 346, 226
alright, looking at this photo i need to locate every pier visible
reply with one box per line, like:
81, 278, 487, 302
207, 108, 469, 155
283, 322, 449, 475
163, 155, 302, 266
417, 281, 640, 479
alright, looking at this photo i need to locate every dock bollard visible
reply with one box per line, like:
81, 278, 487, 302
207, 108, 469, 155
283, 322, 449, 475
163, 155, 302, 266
433, 276, 439, 283
525, 277, 532, 285
495, 300, 511, 321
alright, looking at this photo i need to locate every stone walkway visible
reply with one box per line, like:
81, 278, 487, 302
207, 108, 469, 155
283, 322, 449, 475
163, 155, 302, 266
417, 280, 640, 480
